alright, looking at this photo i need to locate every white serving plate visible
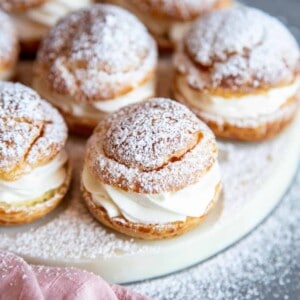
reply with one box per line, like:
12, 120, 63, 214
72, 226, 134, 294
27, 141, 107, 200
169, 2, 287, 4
0, 61, 299, 284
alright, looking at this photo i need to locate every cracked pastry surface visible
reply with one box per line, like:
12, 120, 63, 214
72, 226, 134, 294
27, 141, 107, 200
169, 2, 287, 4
0, 0, 92, 54
0, 82, 71, 225
107, 0, 231, 50
82, 98, 221, 239
173, 6, 300, 141
0, 10, 19, 81
33, 4, 157, 135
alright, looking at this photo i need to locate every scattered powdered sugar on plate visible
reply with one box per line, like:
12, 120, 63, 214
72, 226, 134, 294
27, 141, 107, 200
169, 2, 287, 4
0, 57, 294, 264
0, 126, 288, 260
129, 167, 300, 300
0, 137, 155, 259
216, 137, 283, 224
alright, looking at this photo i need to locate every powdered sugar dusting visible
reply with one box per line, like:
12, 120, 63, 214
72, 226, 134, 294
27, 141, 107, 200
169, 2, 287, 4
176, 6, 300, 90
0, 124, 289, 259
35, 4, 157, 101
87, 98, 217, 193
0, 82, 67, 179
130, 164, 300, 300
104, 98, 208, 171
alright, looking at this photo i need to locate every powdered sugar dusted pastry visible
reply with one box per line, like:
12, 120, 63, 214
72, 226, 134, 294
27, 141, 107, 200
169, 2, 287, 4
173, 7, 300, 141
82, 98, 221, 239
0, 10, 19, 81
106, 0, 231, 50
0, 0, 93, 54
0, 82, 71, 225
33, 4, 157, 136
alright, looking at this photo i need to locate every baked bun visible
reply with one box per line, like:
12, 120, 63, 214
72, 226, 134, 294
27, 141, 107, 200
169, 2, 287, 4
173, 6, 300, 141
106, 0, 231, 50
0, 10, 19, 81
0, 0, 93, 55
82, 98, 221, 239
0, 82, 71, 225
33, 4, 158, 136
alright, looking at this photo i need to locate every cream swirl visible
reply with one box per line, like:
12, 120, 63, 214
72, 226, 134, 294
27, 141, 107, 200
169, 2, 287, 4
176, 75, 300, 119
0, 151, 68, 204
82, 162, 221, 224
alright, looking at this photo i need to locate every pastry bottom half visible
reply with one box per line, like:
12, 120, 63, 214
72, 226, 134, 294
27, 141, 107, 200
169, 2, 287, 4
174, 86, 299, 141
0, 162, 71, 226
82, 182, 221, 240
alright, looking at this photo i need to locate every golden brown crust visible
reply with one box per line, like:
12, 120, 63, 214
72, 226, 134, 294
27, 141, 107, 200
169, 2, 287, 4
60, 109, 98, 137
0, 82, 68, 181
108, 0, 231, 51
85, 98, 218, 194
35, 4, 157, 103
173, 83, 299, 141
112, 0, 231, 21
33, 72, 156, 136
153, 33, 175, 52
82, 182, 221, 240
200, 107, 298, 141
174, 7, 300, 93
0, 161, 71, 226
0, 0, 47, 12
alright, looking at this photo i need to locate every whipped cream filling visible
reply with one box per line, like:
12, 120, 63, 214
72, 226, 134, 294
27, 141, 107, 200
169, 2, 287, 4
0, 151, 68, 204
11, 0, 91, 41
177, 75, 300, 119
34, 78, 155, 121
82, 162, 221, 225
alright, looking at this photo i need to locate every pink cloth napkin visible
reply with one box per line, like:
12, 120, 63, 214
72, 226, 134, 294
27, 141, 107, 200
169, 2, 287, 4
0, 250, 147, 300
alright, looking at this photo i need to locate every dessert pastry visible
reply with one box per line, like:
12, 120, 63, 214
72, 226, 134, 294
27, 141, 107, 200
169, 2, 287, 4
33, 4, 157, 136
0, 82, 71, 225
82, 98, 221, 240
0, 0, 93, 55
173, 6, 300, 141
0, 10, 19, 80
106, 0, 231, 50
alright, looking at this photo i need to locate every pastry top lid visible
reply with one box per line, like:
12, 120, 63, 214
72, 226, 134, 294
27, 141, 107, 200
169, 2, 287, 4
0, 82, 67, 181
86, 98, 218, 194
176, 6, 300, 92
35, 4, 157, 102
0, 0, 47, 12
128, 0, 225, 21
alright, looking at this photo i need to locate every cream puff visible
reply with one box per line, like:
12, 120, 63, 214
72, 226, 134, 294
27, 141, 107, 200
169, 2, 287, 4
82, 98, 221, 240
173, 6, 300, 141
33, 4, 158, 136
106, 0, 231, 50
0, 82, 71, 225
0, 0, 93, 55
0, 10, 19, 81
